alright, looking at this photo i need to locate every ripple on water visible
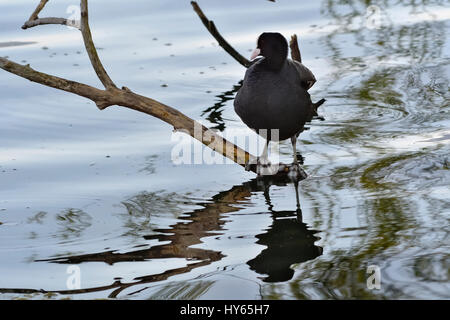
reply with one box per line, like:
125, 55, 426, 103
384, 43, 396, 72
382, 249, 450, 299
359, 151, 450, 191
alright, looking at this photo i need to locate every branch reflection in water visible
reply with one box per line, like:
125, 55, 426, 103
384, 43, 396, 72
0, 176, 322, 298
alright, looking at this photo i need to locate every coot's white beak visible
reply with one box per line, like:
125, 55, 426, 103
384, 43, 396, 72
250, 48, 261, 60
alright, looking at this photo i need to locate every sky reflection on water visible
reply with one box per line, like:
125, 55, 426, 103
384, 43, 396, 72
0, 0, 449, 299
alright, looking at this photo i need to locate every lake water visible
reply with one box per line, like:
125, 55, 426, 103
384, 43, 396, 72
0, 0, 449, 299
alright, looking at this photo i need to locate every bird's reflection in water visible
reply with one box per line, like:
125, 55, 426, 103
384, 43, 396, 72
0, 175, 322, 297
243, 177, 323, 282
201, 80, 242, 131
248, 209, 322, 282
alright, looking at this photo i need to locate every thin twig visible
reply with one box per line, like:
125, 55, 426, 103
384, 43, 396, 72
21, 0, 74, 30
80, 0, 117, 90
20, 0, 116, 90
289, 34, 302, 63
27, 0, 49, 22
191, 1, 251, 68
190, 2, 321, 100
22, 17, 69, 29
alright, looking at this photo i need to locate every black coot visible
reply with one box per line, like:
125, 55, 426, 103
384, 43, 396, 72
234, 32, 316, 173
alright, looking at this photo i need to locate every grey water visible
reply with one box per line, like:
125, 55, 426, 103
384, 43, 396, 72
0, 0, 449, 299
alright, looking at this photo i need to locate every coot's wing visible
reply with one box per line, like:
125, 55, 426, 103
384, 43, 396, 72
289, 60, 316, 90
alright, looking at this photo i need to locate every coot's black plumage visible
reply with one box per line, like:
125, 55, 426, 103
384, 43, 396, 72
234, 32, 316, 172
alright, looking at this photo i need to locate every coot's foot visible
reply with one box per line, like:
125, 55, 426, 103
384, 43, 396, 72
288, 162, 307, 181
256, 157, 279, 176
245, 160, 253, 171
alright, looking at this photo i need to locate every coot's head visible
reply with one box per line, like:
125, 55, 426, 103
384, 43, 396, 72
250, 32, 288, 70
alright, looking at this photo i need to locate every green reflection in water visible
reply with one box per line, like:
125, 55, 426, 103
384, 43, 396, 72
56, 209, 92, 240
271, 0, 450, 299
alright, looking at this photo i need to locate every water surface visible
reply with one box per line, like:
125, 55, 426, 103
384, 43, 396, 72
0, 0, 449, 299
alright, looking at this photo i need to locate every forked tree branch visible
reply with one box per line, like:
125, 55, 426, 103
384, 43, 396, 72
0, 56, 257, 169
21, 0, 69, 29
21, 0, 116, 90
1, 0, 313, 178
1, 0, 260, 173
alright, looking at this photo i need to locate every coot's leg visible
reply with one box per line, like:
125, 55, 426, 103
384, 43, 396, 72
260, 140, 269, 164
294, 180, 302, 214
256, 139, 271, 175
288, 135, 307, 180
291, 136, 299, 166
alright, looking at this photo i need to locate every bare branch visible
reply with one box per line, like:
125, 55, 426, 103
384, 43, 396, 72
80, 0, 117, 90
289, 34, 302, 63
1, 0, 309, 178
20, 1, 114, 89
0, 57, 111, 109
20, 0, 75, 30
21, 0, 73, 30
22, 17, 69, 29
27, 0, 49, 22
22, 0, 52, 29
191, 1, 251, 68
0, 57, 258, 171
